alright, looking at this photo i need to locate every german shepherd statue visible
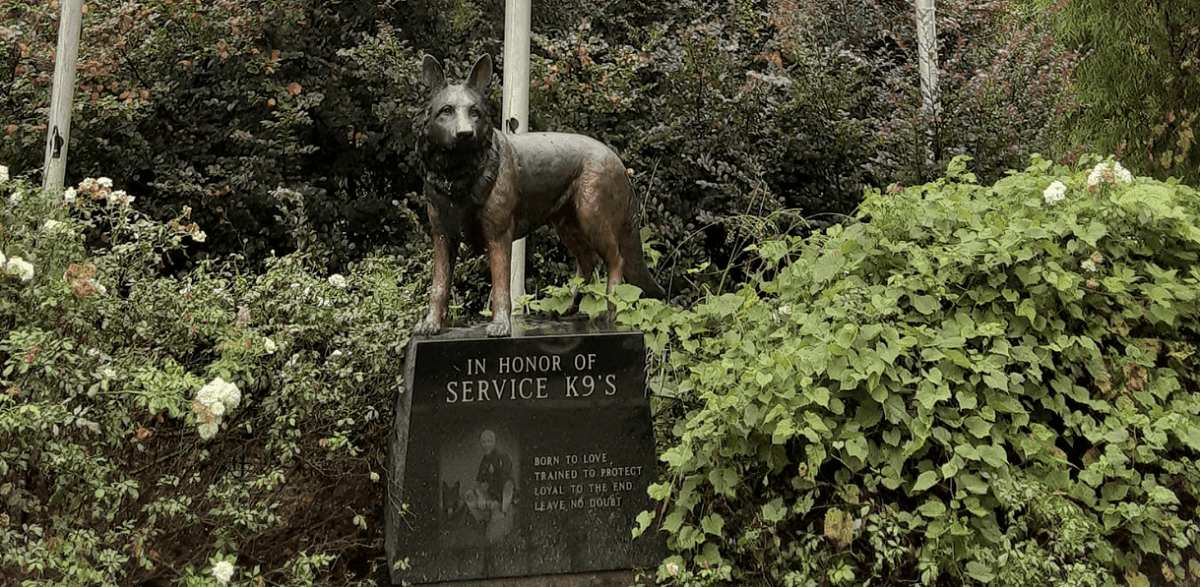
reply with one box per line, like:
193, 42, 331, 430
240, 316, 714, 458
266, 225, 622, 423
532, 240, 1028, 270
414, 54, 666, 337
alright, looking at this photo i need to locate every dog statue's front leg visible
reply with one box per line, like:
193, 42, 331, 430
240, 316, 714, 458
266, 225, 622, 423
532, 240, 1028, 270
485, 236, 513, 337
415, 208, 456, 335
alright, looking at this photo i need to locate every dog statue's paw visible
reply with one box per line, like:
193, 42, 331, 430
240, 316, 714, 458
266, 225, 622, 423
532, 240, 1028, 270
413, 319, 443, 336
485, 317, 512, 338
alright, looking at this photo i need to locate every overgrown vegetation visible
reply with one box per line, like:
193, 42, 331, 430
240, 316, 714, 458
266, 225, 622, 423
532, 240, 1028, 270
550, 155, 1200, 586
3, 0, 1199, 585
0, 171, 425, 585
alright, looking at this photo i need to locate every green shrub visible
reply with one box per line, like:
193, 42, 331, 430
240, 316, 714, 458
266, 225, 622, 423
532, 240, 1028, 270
552, 155, 1200, 586
0, 171, 425, 586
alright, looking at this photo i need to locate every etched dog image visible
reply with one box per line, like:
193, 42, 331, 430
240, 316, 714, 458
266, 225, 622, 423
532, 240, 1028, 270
413, 54, 666, 337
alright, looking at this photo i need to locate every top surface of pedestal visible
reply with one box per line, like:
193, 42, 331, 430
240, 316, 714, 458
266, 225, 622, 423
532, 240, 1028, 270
417, 315, 626, 342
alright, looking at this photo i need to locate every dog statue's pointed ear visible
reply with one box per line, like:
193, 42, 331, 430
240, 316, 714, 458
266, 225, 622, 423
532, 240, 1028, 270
421, 54, 445, 89
466, 54, 493, 90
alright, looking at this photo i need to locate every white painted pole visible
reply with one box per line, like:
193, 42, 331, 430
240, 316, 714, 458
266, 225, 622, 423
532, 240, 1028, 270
916, 0, 940, 163
503, 0, 532, 308
42, 0, 84, 195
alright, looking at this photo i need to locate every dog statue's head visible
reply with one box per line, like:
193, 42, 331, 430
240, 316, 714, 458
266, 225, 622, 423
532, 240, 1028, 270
420, 54, 494, 153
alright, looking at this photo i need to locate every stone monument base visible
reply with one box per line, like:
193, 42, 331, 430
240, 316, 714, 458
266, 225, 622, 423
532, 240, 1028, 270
384, 317, 663, 585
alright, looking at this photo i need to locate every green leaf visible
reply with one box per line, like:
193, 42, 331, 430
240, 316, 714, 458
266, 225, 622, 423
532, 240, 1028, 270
958, 473, 989, 495
915, 381, 951, 410
710, 468, 739, 496
1016, 299, 1037, 321
955, 444, 981, 461
662, 511, 684, 534
918, 498, 946, 518
911, 295, 939, 315
1145, 484, 1180, 505
743, 403, 761, 428
1105, 428, 1129, 444
1074, 220, 1108, 246
1125, 571, 1151, 587
578, 294, 608, 317
705, 293, 744, 318
613, 282, 643, 302
762, 498, 787, 524
966, 560, 996, 583
633, 511, 654, 538
977, 444, 1009, 468
755, 370, 773, 387
701, 513, 725, 536
809, 386, 830, 407
772, 418, 795, 445
648, 482, 671, 501
964, 417, 992, 438
844, 436, 869, 462
912, 470, 939, 492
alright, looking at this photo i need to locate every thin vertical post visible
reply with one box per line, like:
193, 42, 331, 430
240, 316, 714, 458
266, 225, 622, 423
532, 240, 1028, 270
916, 0, 940, 164
42, 0, 84, 194
503, 0, 532, 307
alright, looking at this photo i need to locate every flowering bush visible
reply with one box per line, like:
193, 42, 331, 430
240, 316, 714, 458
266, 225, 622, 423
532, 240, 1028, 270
192, 377, 242, 439
1086, 160, 1135, 192
0, 173, 427, 585
211, 559, 236, 585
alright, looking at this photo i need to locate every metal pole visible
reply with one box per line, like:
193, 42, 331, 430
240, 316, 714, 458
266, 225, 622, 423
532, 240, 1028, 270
916, 0, 940, 164
503, 0, 532, 308
42, 0, 84, 194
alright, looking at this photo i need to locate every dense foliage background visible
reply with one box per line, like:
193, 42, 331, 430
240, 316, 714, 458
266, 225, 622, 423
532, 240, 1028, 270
1, 0, 1198, 585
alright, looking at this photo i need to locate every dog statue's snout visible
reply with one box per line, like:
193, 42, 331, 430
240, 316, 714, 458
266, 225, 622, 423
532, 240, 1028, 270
455, 127, 475, 141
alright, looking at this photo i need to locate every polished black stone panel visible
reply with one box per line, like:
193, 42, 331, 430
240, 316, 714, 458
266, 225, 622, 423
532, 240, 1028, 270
385, 318, 662, 584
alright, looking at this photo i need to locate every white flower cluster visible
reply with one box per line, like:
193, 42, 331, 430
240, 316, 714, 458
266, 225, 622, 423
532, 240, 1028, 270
211, 560, 236, 585
192, 377, 242, 439
107, 189, 135, 207
328, 273, 347, 288
0, 250, 34, 282
68, 177, 136, 207
1043, 180, 1067, 204
1086, 161, 1133, 191
0, 164, 8, 184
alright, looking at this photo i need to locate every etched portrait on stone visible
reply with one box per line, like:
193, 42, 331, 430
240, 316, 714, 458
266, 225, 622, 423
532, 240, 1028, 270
438, 427, 521, 546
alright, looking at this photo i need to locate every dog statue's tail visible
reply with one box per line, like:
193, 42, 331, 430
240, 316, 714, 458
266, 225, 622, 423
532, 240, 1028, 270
621, 228, 668, 301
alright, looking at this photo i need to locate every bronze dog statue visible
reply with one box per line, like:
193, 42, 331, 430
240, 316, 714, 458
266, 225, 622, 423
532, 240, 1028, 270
413, 54, 666, 337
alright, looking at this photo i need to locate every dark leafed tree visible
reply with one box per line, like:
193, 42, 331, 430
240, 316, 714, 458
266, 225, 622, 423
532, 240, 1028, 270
1052, 0, 1200, 184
